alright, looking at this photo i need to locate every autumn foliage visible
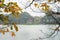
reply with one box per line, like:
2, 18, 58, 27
0, 0, 20, 37
0, 0, 60, 37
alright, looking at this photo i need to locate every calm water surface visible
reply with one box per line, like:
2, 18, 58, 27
0, 25, 60, 40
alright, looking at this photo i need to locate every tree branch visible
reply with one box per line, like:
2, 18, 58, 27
25, 0, 34, 9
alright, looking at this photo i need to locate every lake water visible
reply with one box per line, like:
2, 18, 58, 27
0, 25, 60, 40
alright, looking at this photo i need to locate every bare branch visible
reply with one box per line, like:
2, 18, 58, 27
39, 30, 58, 39
25, 0, 34, 9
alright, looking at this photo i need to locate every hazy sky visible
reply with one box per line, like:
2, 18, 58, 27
2, 0, 59, 17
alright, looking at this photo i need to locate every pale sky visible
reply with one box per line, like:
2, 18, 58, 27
1, 0, 59, 17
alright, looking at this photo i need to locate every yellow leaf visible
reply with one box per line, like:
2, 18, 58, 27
34, 3, 38, 7
8, 6, 14, 12
40, 3, 46, 7
4, 16, 8, 23
57, 0, 60, 2
5, 28, 9, 32
13, 23, 18, 32
0, 30, 5, 34
11, 32, 15, 37
4, 2, 22, 18
14, 2, 17, 5
0, 0, 4, 3
2, 0, 4, 3
0, 29, 2, 32
48, 0, 52, 2
0, 30, 5, 35
15, 12, 20, 18
11, 11, 15, 17
41, 3, 50, 12
0, 4, 2, 7
4, 7, 9, 12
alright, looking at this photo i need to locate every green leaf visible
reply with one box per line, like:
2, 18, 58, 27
2, 4, 7, 8
3, 4, 7, 6
10, 26, 13, 30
